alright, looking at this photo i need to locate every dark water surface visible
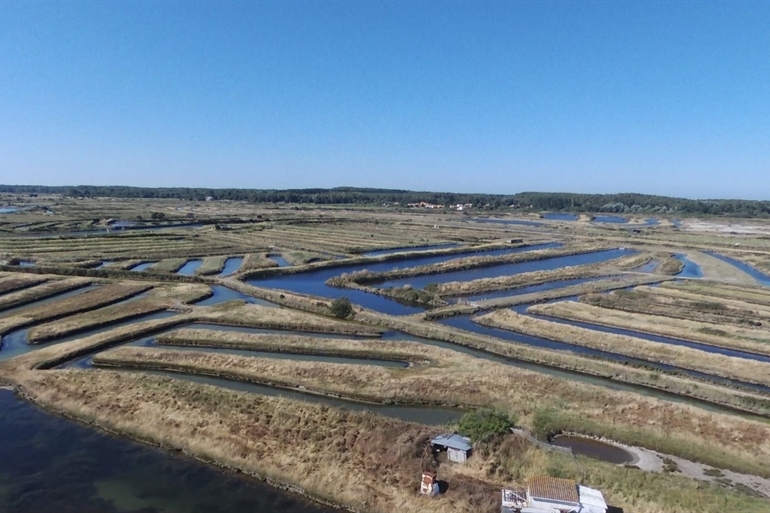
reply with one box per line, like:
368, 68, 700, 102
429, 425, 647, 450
552, 435, 634, 464
0, 389, 337, 513
129, 262, 155, 272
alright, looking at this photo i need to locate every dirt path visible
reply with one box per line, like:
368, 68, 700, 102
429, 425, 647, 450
617, 440, 770, 498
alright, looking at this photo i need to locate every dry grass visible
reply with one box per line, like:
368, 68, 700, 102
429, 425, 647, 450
13, 370, 770, 513
82, 333, 770, 478
195, 255, 229, 275
529, 301, 770, 356
193, 302, 385, 336
239, 253, 279, 271
0, 282, 151, 336
0, 273, 48, 294
655, 252, 685, 275
156, 329, 422, 362
26, 300, 166, 343
329, 244, 604, 286
147, 258, 189, 273
0, 278, 92, 312
473, 309, 770, 388
583, 287, 770, 327
663, 280, 770, 307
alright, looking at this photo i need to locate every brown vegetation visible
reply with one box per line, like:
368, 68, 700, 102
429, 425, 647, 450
0, 278, 92, 312
472, 309, 770, 388
529, 301, 770, 356
13, 370, 770, 513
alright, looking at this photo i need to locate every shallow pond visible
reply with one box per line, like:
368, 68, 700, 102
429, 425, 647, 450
193, 284, 278, 307
176, 259, 203, 276
552, 435, 635, 464
219, 257, 244, 276
542, 213, 578, 221
704, 252, 770, 286
674, 254, 703, 278
129, 262, 155, 272
268, 255, 292, 267
0, 207, 19, 214
468, 217, 544, 227
0, 389, 337, 513
593, 216, 628, 224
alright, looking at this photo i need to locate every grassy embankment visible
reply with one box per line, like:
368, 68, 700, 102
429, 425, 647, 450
210, 279, 770, 416
326, 244, 614, 305
14, 371, 770, 513
0, 278, 92, 312
423, 274, 672, 319
23, 283, 211, 344
0, 273, 49, 294
88, 341, 770, 477
529, 301, 770, 356
147, 258, 190, 273
0, 281, 153, 339
432, 252, 653, 298
655, 251, 685, 275
194, 255, 230, 276
583, 286, 770, 327
239, 253, 280, 272
235, 242, 531, 281
472, 309, 770, 389
662, 279, 770, 307
156, 329, 423, 363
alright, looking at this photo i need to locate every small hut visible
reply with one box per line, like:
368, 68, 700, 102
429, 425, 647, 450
431, 433, 472, 463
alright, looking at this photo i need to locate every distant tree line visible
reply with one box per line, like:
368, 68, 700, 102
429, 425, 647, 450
1, 185, 768, 217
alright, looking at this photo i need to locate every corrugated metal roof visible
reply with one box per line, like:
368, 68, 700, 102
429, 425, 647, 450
527, 476, 579, 504
431, 433, 472, 451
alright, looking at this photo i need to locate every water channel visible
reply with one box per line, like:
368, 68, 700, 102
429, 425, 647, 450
675, 254, 704, 278
247, 243, 562, 315
176, 259, 203, 276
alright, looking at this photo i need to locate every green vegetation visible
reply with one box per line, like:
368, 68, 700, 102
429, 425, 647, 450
5, 185, 770, 216
457, 408, 517, 442
329, 297, 354, 319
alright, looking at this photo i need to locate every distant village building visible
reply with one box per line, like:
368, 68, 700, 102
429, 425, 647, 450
431, 433, 472, 463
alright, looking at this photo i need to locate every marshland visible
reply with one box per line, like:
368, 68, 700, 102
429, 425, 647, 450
2, 193, 770, 512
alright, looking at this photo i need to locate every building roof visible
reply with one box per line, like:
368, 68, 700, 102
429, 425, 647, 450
526, 476, 579, 504
578, 485, 608, 513
431, 433, 472, 452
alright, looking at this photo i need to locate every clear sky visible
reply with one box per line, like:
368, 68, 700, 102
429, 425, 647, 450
0, 1, 768, 199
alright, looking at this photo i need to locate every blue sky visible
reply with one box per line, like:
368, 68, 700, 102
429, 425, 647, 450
0, 1, 768, 199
